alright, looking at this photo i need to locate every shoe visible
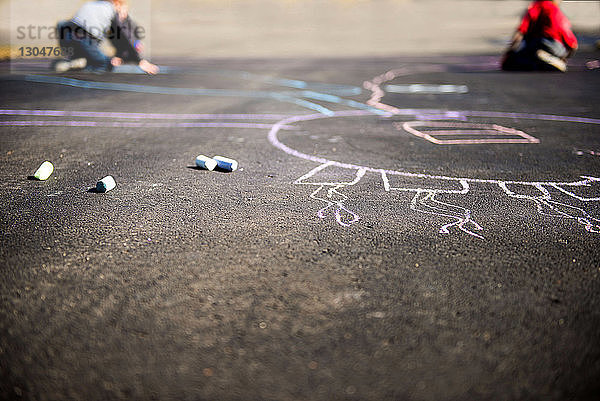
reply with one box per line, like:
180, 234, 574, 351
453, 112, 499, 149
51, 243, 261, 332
536, 49, 566, 72
54, 58, 87, 72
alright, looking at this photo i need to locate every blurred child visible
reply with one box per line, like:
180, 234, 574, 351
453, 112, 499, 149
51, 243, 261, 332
54, 0, 158, 74
502, 0, 577, 72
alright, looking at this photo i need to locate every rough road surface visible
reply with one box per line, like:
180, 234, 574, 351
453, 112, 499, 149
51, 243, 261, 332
1, 52, 599, 400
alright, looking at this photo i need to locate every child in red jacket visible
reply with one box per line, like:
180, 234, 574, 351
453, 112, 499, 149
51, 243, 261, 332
502, 0, 578, 72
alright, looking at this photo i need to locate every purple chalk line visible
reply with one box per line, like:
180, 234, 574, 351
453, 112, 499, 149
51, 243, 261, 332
464, 111, 600, 125
395, 110, 600, 125
268, 109, 600, 186
0, 109, 296, 120
0, 120, 294, 129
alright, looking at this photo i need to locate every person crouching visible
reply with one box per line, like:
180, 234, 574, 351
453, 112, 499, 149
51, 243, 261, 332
502, 0, 578, 72
54, 0, 158, 74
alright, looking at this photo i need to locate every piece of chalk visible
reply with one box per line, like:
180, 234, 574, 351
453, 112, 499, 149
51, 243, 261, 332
213, 156, 238, 172
33, 161, 54, 180
195, 155, 217, 171
96, 175, 116, 193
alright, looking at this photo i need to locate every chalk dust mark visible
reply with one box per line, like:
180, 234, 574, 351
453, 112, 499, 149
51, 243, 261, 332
574, 149, 600, 157
270, 111, 600, 239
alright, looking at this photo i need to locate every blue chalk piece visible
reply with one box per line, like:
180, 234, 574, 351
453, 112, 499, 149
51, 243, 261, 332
213, 156, 238, 172
195, 155, 217, 171
96, 175, 116, 193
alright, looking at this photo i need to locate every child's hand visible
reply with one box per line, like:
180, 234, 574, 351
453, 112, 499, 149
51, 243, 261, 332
139, 59, 159, 75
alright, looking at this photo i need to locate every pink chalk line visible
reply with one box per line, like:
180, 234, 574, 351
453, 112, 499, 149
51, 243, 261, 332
363, 69, 600, 125
398, 121, 540, 145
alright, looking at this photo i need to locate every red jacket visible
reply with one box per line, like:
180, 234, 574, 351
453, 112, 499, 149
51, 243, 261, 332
518, 0, 578, 49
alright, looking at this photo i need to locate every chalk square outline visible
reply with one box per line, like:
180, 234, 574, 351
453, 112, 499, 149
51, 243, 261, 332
397, 121, 540, 145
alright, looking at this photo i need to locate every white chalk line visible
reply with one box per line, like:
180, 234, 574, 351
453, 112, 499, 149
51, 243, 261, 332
268, 111, 600, 237
295, 161, 365, 227
363, 65, 449, 114
411, 191, 484, 239
364, 66, 600, 125
384, 84, 469, 94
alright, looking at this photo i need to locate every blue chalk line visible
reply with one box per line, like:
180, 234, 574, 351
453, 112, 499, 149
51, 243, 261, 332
107, 66, 362, 96
18, 74, 383, 116
22, 74, 335, 116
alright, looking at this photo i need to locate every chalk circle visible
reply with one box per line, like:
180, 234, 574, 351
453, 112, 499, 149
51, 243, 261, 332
270, 111, 600, 235
272, 110, 600, 183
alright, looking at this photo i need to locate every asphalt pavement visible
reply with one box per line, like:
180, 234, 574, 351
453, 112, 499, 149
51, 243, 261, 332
1, 53, 599, 400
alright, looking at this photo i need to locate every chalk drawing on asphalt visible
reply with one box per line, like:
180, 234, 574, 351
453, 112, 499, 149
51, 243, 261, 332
3, 64, 599, 239
268, 111, 600, 239
398, 121, 540, 145
384, 84, 469, 95
294, 161, 365, 227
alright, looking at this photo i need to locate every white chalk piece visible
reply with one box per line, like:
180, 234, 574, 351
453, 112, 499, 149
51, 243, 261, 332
33, 161, 54, 180
96, 175, 116, 193
195, 155, 217, 171
213, 156, 238, 172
